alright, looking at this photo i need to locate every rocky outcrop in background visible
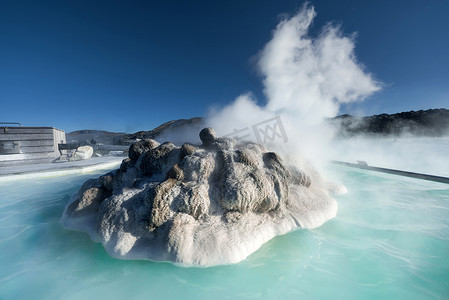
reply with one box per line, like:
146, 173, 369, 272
117, 117, 204, 145
62, 128, 342, 266
332, 108, 449, 137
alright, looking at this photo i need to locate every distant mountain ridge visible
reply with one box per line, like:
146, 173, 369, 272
332, 108, 449, 137
67, 109, 449, 145
67, 117, 205, 146
67, 129, 126, 145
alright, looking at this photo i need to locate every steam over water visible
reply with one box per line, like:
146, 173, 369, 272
1, 164, 448, 299
207, 4, 380, 168
332, 136, 449, 177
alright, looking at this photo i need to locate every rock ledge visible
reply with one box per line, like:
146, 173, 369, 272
62, 128, 339, 266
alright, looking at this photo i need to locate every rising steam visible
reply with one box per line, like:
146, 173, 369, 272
207, 4, 380, 168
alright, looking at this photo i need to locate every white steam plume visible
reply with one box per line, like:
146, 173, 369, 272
207, 4, 380, 169
259, 5, 379, 121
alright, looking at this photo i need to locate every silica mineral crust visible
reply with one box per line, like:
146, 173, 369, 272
62, 128, 339, 266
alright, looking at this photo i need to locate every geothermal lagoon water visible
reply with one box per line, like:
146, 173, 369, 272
1, 164, 448, 299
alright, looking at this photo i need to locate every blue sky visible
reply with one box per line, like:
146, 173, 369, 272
1, 0, 448, 133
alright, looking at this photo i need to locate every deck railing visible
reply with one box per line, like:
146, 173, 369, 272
0, 122, 23, 127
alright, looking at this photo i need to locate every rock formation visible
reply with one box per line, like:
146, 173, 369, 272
332, 108, 449, 137
69, 145, 93, 161
62, 128, 342, 266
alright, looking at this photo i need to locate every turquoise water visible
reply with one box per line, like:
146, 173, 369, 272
1, 166, 448, 299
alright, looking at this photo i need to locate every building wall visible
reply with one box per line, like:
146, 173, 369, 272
0, 127, 66, 164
